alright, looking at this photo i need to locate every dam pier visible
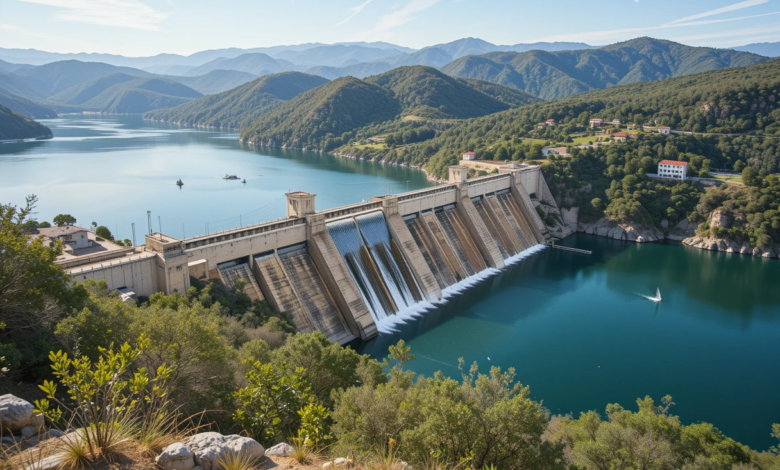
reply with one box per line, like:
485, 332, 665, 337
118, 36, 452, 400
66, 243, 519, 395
63, 165, 562, 343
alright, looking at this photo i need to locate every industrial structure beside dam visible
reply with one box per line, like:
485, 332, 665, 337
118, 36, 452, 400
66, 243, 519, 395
61, 164, 562, 343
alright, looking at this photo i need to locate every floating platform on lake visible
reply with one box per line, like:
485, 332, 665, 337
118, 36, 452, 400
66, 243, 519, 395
546, 241, 592, 255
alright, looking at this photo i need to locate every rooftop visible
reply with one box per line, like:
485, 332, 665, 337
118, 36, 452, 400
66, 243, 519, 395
659, 160, 688, 166
38, 225, 88, 238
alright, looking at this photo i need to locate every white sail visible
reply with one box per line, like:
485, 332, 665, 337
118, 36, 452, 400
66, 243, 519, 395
656, 288, 662, 302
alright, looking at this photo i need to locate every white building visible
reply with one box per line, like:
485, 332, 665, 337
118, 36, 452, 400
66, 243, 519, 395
658, 126, 672, 135
658, 160, 688, 180
39, 225, 92, 250
541, 147, 570, 157
463, 151, 476, 161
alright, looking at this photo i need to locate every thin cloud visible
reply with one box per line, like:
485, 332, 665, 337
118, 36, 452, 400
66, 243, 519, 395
12, 0, 168, 30
336, 0, 374, 27
671, 23, 780, 42
368, 0, 442, 35
535, 9, 780, 43
666, 0, 768, 25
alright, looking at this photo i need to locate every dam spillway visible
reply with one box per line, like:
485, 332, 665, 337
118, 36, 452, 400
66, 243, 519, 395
69, 164, 562, 342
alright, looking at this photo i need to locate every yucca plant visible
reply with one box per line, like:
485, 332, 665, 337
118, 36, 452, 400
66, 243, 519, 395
34, 338, 174, 466
216, 450, 261, 470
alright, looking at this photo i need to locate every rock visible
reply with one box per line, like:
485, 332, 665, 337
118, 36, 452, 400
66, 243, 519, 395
186, 433, 264, 470
753, 247, 763, 256
710, 210, 730, 228
21, 425, 40, 438
0, 394, 41, 431
661, 219, 669, 228
24, 453, 69, 470
266, 442, 295, 456
28, 437, 39, 446
2, 435, 18, 445
43, 429, 65, 440
636, 236, 645, 243
740, 243, 752, 255
323, 458, 353, 468
156, 442, 195, 470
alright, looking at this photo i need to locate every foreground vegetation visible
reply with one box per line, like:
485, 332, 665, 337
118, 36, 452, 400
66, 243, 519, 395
2, 196, 779, 470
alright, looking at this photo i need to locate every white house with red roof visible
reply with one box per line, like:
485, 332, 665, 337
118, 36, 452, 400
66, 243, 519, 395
589, 118, 604, 128
613, 132, 628, 142
658, 126, 672, 135
658, 160, 688, 180
546, 119, 555, 126
462, 151, 476, 161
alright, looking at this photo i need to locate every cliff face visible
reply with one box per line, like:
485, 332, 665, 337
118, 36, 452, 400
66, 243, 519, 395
682, 209, 780, 258
578, 217, 664, 243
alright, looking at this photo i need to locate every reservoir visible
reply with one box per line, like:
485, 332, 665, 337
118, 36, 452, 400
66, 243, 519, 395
2, 115, 779, 450
356, 234, 780, 450
0, 115, 432, 239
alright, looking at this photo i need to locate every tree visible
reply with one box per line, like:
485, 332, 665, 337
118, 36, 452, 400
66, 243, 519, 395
733, 160, 746, 172
742, 167, 760, 187
53, 214, 76, 226
0, 196, 79, 375
95, 225, 113, 240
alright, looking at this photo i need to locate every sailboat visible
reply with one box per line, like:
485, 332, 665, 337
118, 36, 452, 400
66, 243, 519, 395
641, 288, 662, 303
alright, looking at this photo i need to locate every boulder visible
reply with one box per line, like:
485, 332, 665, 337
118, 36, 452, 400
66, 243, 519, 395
186, 433, 264, 470
0, 395, 42, 431
266, 442, 295, 456
740, 243, 752, 255
156, 442, 195, 470
21, 425, 41, 438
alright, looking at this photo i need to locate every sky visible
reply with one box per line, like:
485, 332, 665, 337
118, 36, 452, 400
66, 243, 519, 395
1, 0, 780, 56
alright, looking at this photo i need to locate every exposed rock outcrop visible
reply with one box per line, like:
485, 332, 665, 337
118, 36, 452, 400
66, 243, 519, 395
578, 217, 663, 242
266, 442, 295, 456
186, 432, 265, 470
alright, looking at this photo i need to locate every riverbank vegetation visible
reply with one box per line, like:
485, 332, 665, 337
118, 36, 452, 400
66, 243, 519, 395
2, 195, 780, 470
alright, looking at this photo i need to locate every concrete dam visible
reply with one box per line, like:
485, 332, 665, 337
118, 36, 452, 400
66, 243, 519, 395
65, 165, 561, 343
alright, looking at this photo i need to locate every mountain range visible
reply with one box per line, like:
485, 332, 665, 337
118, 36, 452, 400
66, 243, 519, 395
442, 38, 768, 100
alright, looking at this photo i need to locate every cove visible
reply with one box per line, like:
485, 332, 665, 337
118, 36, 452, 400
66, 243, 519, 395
0, 115, 433, 240
355, 233, 780, 451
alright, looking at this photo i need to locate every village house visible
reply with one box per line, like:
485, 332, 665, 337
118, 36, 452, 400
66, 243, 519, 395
546, 119, 556, 126
463, 151, 476, 161
38, 225, 92, 250
658, 160, 688, 180
537, 123, 546, 129
613, 132, 628, 142
589, 118, 604, 128
658, 126, 672, 135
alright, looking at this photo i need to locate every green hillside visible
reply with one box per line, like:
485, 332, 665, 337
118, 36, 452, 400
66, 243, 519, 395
334, 58, 780, 177
144, 71, 328, 128
364, 66, 513, 119
169, 69, 258, 95
50, 74, 202, 113
239, 66, 534, 151
454, 78, 541, 107
0, 103, 52, 140
305, 62, 393, 80
442, 38, 768, 100
240, 76, 399, 150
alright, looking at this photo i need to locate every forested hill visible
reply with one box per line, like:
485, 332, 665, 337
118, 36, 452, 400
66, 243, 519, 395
442, 37, 768, 100
144, 72, 328, 129
339, 58, 780, 177
0, 103, 52, 140
240, 66, 538, 150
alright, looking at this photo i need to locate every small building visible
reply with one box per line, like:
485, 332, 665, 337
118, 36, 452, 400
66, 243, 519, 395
537, 123, 546, 129
627, 124, 637, 130
658, 126, 672, 135
613, 132, 628, 142
541, 146, 570, 158
589, 118, 604, 128
463, 151, 476, 161
546, 119, 556, 126
658, 160, 688, 180
612, 119, 621, 125
38, 225, 91, 250
367, 136, 385, 143
459, 159, 526, 173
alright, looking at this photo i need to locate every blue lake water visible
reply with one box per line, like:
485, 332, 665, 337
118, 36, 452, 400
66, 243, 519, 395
0, 115, 432, 240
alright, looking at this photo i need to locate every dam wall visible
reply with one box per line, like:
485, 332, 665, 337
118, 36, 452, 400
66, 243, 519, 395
62, 165, 554, 341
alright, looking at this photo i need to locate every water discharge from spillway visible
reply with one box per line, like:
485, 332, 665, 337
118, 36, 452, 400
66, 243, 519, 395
326, 217, 395, 323
355, 211, 422, 311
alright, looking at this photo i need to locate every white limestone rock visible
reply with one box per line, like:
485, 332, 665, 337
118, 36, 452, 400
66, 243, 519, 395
710, 210, 731, 228
266, 442, 295, 456
156, 442, 195, 470
186, 432, 264, 470
0, 394, 42, 431
323, 458, 353, 468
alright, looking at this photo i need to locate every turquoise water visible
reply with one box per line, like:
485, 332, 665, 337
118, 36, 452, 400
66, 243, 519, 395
356, 234, 780, 450
0, 115, 432, 240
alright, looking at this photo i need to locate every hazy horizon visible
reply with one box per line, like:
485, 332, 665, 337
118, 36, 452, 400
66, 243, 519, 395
1, 0, 779, 57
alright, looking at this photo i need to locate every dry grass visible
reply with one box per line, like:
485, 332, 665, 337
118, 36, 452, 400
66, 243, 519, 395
217, 450, 263, 470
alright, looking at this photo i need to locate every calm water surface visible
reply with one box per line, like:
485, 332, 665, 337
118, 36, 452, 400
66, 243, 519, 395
356, 234, 780, 450
0, 115, 432, 239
